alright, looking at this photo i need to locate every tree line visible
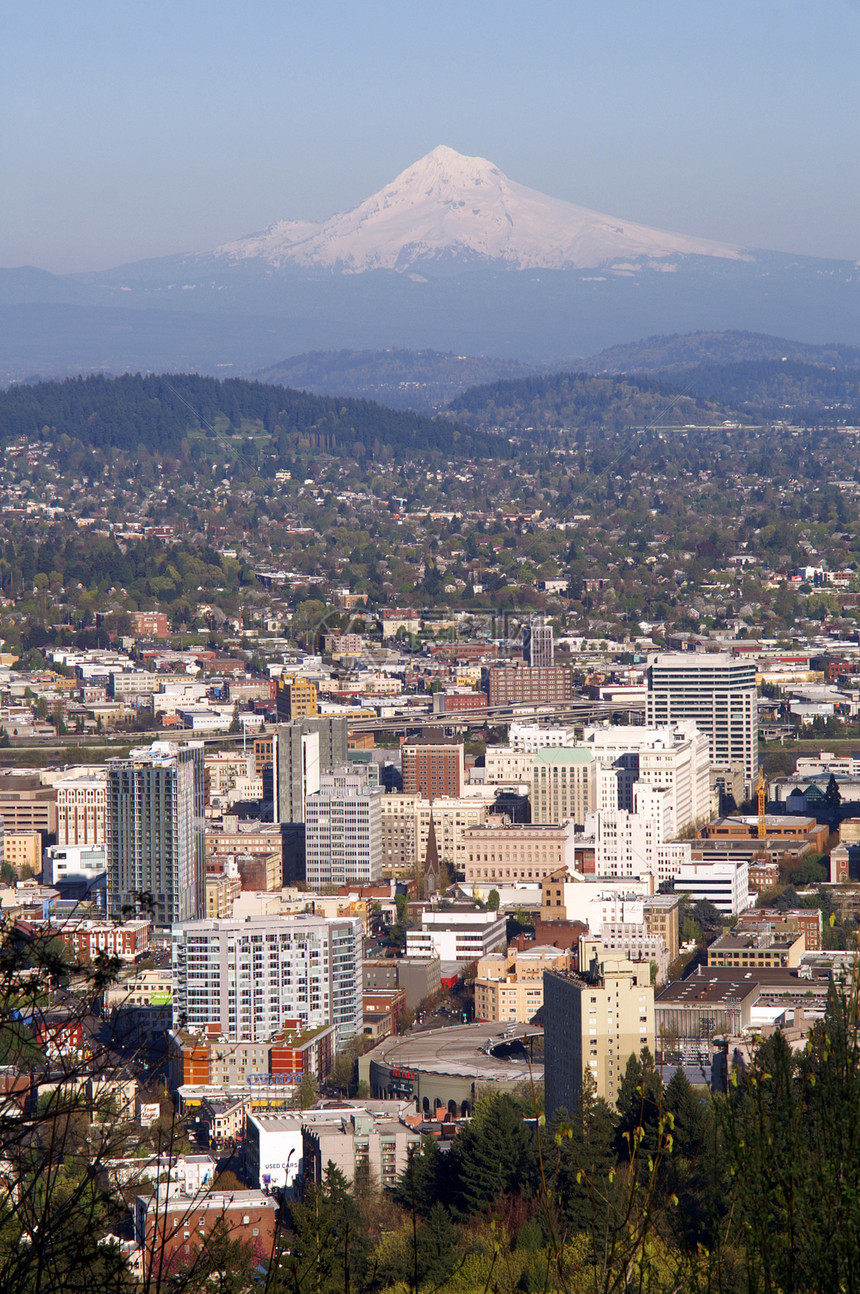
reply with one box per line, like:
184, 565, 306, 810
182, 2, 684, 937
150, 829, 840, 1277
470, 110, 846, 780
0, 374, 500, 461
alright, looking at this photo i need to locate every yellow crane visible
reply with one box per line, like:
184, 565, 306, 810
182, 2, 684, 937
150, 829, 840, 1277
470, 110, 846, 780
757, 768, 767, 840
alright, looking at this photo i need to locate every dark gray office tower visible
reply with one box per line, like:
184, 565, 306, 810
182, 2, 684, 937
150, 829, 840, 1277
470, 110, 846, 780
106, 741, 205, 932
523, 620, 554, 668
542, 970, 584, 1120
274, 717, 349, 824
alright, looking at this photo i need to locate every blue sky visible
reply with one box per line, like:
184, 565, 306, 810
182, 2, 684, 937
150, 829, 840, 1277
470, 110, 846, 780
3, 0, 859, 272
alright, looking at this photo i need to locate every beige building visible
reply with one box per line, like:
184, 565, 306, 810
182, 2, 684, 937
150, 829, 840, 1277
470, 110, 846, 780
544, 957, 656, 1108
482, 747, 537, 785
380, 794, 489, 878
531, 748, 596, 825
206, 820, 285, 870
0, 775, 57, 837
303, 1110, 420, 1190
464, 821, 576, 885
707, 930, 805, 969
205, 872, 242, 919
4, 831, 42, 874
643, 895, 680, 965
56, 774, 106, 845
205, 752, 256, 805
475, 944, 571, 1023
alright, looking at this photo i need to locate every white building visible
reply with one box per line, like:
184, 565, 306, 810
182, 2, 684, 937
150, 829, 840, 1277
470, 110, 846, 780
580, 722, 711, 835
508, 723, 577, 753
171, 913, 363, 1046
673, 859, 751, 916
304, 766, 382, 889
44, 843, 106, 892
406, 909, 507, 962
245, 1100, 414, 1195
481, 747, 538, 785
56, 773, 107, 846
645, 654, 757, 792
586, 779, 692, 884
531, 747, 596, 825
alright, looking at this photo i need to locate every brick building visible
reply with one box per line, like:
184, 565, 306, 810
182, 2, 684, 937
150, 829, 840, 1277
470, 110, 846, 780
485, 665, 574, 707
401, 736, 464, 799
134, 1187, 277, 1279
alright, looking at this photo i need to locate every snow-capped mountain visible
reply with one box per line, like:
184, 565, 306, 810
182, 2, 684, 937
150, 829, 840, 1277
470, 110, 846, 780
3, 147, 857, 379
207, 145, 748, 274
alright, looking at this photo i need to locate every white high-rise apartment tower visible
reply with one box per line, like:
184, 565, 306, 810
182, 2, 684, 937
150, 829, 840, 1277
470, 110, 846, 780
171, 914, 363, 1046
645, 654, 757, 793
304, 766, 382, 889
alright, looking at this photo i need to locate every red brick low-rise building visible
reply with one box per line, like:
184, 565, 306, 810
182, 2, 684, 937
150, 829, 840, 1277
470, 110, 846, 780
134, 1187, 277, 1278
735, 906, 823, 952
129, 611, 170, 639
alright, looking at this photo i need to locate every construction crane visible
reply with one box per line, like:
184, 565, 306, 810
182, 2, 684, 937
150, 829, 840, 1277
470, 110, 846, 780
756, 768, 768, 840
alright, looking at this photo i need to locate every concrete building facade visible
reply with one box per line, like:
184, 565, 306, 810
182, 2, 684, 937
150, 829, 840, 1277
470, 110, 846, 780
171, 914, 363, 1046
106, 741, 205, 931
645, 654, 758, 792
304, 766, 382, 889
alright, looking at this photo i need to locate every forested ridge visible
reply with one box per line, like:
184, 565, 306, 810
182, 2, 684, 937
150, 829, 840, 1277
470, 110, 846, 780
447, 371, 729, 435
0, 373, 499, 459
584, 328, 860, 374
650, 358, 860, 421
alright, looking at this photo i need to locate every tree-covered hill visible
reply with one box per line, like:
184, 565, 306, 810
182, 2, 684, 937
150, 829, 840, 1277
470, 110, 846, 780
0, 373, 499, 460
583, 329, 860, 374
648, 358, 860, 423
446, 371, 732, 436
254, 348, 540, 412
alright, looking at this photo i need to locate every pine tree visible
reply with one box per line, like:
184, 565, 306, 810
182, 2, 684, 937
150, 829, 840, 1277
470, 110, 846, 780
448, 1093, 536, 1218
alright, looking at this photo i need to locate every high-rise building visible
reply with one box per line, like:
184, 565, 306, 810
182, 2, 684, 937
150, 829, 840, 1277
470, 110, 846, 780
273, 717, 349, 824
401, 736, 464, 799
106, 741, 205, 931
543, 957, 655, 1114
645, 653, 757, 792
580, 722, 711, 835
276, 676, 319, 721
304, 766, 382, 889
531, 748, 596, 825
170, 913, 363, 1045
523, 620, 554, 668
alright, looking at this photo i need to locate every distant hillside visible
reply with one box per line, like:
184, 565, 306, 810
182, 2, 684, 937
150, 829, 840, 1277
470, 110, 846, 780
645, 359, 860, 423
254, 348, 540, 412
446, 371, 732, 436
0, 373, 499, 460
580, 331, 860, 423
584, 329, 860, 375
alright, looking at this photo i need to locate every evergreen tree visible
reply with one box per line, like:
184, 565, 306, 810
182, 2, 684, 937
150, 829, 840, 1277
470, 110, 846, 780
448, 1093, 536, 1218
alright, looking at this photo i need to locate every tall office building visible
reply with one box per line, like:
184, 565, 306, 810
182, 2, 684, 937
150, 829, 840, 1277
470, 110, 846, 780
645, 653, 757, 793
170, 913, 363, 1045
523, 620, 554, 668
106, 741, 205, 931
275, 676, 318, 721
531, 748, 596, 825
401, 735, 464, 799
304, 766, 382, 889
543, 957, 655, 1114
273, 717, 349, 824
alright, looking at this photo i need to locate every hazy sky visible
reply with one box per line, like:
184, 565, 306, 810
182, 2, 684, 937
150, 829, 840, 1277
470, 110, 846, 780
4, 0, 859, 273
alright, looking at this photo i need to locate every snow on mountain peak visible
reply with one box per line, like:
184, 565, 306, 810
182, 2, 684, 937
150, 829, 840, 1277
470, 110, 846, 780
211, 146, 747, 273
